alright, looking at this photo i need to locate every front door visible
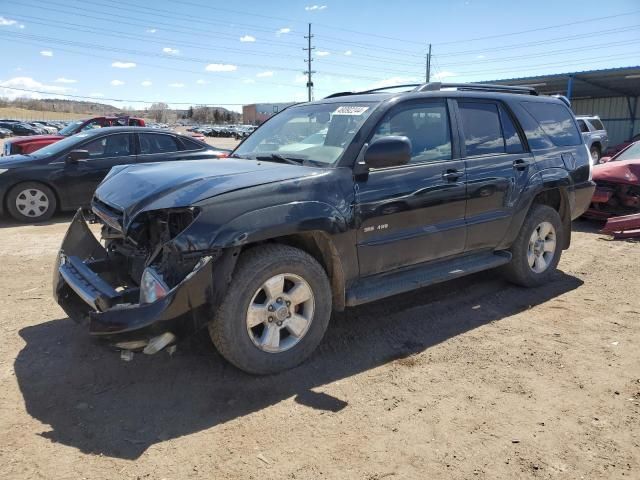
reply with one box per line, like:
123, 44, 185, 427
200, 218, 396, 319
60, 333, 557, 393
55, 132, 136, 207
355, 99, 467, 277
455, 100, 533, 251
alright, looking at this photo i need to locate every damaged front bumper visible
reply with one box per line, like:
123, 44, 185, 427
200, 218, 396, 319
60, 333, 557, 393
53, 210, 217, 351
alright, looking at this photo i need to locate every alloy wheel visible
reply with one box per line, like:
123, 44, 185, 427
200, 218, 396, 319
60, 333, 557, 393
15, 188, 49, 218
527, 221, 556, 273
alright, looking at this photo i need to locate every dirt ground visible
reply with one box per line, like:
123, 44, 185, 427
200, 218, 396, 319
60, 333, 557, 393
0, 210, 638, 480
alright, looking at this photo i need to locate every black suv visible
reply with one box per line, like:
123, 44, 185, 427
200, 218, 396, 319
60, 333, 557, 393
53, 82, 595, 374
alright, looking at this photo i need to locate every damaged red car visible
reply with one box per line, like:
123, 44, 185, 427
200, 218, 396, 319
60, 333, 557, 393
586, 141, 640, 220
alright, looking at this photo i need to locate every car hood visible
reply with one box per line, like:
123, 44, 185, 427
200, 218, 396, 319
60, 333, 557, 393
6, 134, 62, 144
94, 158, 324, 226
593, 159, 640, 186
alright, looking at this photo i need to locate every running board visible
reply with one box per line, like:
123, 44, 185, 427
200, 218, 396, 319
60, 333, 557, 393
345, 251, 511, 307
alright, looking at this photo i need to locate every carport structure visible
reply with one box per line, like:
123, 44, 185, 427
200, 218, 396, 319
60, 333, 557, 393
489, 66, 640, 146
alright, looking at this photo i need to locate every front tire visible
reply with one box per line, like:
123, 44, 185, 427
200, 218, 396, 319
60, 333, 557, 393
502, 204, 563, 287
209, 244, 332, 375
6, 182, 57, 223
590, 146, 601, 164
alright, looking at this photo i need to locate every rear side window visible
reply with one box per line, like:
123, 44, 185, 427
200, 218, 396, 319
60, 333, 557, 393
180, 137, 205, 151
499, 105, 525, 154
577, 119, 589, 133
521, 102, 582, 146
589, 118, 605, 131
459, 102, 504, 156
139, 133, 180, 154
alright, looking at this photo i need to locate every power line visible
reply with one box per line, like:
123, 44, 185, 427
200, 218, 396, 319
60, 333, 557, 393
434, 9, 640, 45
0, 86, 252, 105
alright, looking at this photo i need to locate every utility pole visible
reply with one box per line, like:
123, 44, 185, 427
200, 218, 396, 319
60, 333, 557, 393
426, 43, 432, 83
303, 23, 315, 102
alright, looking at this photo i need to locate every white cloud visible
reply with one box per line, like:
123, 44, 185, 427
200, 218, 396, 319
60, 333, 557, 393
205, 63, 237, 72
162, 47, 180, 55
55, 77, 77, 84
196, 79, 209, 85
294, 74, 307, 84
433, 71, 456, 80
146, 28, 157, 33
0, 16, 17, 26
89, 92, 104, 97
19, 24, 25, 29
0, 77, 71, 100
168, 82, 185, 88
476, 54, 485, 59
305, 5, 327, 11
316, 51, 330, 57
344, 50, 352, 56
240, 35, 256, 42
276, 27, 291, 36
111, 61, 136, 68
40, 50, 53, 57
256, 71, 274, 78
110, 80, 125, 86
242, 78, 256, 84
141, 80, 152, 87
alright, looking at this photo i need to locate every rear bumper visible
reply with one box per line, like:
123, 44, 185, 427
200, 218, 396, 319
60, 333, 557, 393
570, 180, 596, 220
53, 210, 215, 348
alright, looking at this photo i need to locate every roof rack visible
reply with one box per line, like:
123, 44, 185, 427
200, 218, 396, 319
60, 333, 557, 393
323, 84, 421, 99
323, 82, 538, 100
413, 82, 538, 95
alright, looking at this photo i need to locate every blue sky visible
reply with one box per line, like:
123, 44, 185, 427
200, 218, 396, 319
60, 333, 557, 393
0, 0, 638, 111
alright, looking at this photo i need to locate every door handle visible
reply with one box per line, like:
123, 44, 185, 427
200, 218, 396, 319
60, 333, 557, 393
442, 169, 462, 181
513, 158, 531, 170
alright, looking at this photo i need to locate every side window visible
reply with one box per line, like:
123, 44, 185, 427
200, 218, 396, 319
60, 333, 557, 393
139, 133, 180, 154
577, 120, 589, 133
521, 101, 582, 146
589, 118, 605, 131
372, 101, 452, 164
499, 105, 525, 154
81, 134, 132, 159
459, 102, 505, 156
180, 137, 205, 151
81, 120, 103, 131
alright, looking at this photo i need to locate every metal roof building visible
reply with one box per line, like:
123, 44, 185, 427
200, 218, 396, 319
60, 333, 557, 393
488, 66, 640, 147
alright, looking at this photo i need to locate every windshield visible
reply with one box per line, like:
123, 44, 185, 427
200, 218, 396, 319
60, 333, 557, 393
233, 102, 375, 165
58, 120, 84, 136
614, 142, 640, 162
29, 132, 94, 158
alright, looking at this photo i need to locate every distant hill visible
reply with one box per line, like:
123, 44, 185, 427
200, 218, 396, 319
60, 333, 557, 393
0, 97, 121, 115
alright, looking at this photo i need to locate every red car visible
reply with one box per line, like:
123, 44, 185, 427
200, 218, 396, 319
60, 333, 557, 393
2, 116, 145, 156
586, 141, 640, 219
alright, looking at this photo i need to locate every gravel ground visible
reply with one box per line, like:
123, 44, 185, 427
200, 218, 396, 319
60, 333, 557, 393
0, 212, 638, 479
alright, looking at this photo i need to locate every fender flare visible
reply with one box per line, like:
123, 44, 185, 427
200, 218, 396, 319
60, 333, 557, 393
499, 168, 572, 250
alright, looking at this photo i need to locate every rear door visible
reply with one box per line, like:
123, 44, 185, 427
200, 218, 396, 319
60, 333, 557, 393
53, 132, 136, 207
355, 99, 467, 276
456, 99, 533, 251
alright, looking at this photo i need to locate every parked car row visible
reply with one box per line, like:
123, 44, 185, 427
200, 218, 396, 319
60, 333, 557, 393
2, 116, 145, 156
186, 124, 256, 138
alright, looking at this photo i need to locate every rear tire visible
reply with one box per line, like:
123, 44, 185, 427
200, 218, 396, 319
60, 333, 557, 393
502, 204, 563, 287
6, 182, 57, 223
209, 244, 332, 375
590, 145, 601, 164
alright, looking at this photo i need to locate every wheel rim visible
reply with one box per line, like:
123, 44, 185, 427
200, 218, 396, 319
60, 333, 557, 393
15, 188, 49, 218
246, 273, 315, 353
591, 149, 600, 162
527, 221, 556, 274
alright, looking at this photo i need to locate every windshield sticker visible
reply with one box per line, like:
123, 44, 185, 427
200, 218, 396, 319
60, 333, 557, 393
333, 106, 369, 116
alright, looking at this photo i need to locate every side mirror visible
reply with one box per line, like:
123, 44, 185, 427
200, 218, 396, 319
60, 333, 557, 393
599, 156, 611, 164
66, 149, 90, 164
364, 136, 411, 169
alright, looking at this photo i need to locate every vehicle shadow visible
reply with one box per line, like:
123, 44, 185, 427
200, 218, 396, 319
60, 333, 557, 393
0, 211, 74, 228
15, 269, 583, 459
571, 218, 604, 234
